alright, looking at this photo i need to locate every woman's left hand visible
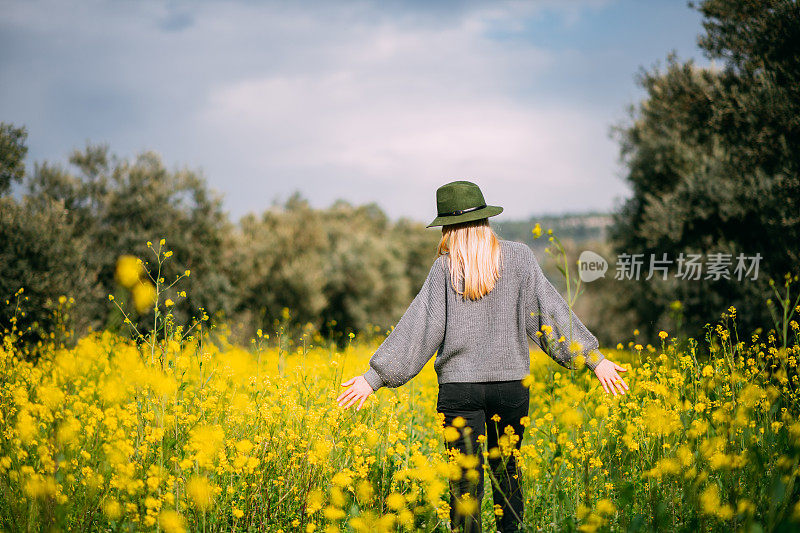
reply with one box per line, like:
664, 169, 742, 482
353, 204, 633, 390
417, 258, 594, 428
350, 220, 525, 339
593, 358, 629, 396
336, 375, 374, 411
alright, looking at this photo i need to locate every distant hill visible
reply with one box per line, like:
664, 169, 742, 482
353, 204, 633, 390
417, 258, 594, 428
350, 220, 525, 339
494, 211, 613, 248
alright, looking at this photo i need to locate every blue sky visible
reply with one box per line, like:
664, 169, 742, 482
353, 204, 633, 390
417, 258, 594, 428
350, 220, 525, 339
0, 0, 709, 224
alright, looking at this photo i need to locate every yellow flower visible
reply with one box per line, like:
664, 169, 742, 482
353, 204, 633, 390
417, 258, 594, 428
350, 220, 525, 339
324, 506, 346, 520
103, 499, 122, 520
16, 409, 37, 444
132, 281, 157, 314
577, 504, 591, 520
386, 492, 406, 511
658, 330, 668, 340
23, 475, 58, 499
455, 495, 478, 516
356, 479, 373, 501
532, 223, 542, 239
561, 409, 583, 428
115, 255, 143, 289
158, 510, 186, 533
186, 476, 214, 511
699, 484, 720, 516
306, 489, 325, 514
740, 499, 756, 517
331, 471, 353, 487
236, 439, 254, 454
188, 424, 225, 468
330, 487, 347, 507
596, 498, 616, 515
443, 427, 460, 443
165, 299, 174, 307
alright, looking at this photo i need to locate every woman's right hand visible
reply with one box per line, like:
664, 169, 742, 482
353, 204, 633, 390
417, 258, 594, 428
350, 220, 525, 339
593, 358, 629, 396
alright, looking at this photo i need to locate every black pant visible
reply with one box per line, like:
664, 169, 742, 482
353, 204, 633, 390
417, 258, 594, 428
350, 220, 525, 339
437, 379, 529, 533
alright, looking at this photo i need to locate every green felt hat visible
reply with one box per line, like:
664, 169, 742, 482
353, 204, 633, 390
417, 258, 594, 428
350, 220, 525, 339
426, 180, 503, 228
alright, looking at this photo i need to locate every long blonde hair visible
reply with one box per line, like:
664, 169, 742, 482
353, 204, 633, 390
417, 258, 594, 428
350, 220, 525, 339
437, 218, 502, 301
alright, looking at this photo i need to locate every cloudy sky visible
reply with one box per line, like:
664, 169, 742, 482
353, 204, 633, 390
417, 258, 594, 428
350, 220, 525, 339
0, 0, 709, 224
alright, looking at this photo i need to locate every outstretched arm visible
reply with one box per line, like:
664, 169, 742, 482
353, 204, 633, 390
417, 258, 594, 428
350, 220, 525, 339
522, 247, 629, 395
336, 256, 447, 410
523, 248, 605, 371
363, 256, 447, 391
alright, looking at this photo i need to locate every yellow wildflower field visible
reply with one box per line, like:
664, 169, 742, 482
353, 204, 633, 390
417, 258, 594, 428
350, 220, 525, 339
2, 254, 800, 531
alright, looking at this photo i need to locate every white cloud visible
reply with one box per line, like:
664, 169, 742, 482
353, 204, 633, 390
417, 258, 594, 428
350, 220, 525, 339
1, 0, 634, 221
201, 71, 612, 183
192, 3, 624, 220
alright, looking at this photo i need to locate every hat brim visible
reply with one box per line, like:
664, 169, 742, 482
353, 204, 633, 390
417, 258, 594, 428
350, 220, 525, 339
426, 205, 503, 228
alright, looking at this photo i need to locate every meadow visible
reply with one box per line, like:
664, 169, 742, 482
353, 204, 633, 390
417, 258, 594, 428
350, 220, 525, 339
2, 243, 800, 532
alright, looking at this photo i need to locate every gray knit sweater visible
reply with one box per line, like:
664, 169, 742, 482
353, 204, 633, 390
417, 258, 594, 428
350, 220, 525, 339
362, 239, 605, 392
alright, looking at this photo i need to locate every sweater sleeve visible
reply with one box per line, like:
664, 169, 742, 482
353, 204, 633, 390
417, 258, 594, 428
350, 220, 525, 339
523, 248, 605, 371
362, 256, 447, 392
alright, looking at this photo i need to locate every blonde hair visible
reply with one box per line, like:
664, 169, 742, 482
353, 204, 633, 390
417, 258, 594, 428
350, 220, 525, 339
436, 218, 502, 301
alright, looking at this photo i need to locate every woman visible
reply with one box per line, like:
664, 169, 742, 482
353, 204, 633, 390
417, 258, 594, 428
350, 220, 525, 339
336, 180, 628, 533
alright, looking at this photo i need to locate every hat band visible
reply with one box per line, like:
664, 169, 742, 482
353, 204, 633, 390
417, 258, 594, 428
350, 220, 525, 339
439, 204, 486, 217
